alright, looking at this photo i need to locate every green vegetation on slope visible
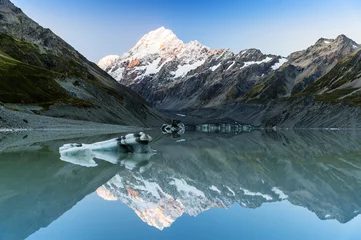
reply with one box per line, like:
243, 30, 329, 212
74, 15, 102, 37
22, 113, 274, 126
0, 32, 128, 107
0, 35, 94, 108
298, 50, 361, 106
0, 32, 88, 79
241, 65, 299, 103
303, 51, 361, 95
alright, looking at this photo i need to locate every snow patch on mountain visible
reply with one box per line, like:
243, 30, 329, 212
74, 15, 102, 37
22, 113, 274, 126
225, 186, 235, 196
144, 58, 162, 75
240, 187, 273, 201
169, 178, 206, 198
240, 57, 273, 69
209, 185, 221, 193
211, 63, 222, 71
226, 61, 236, 71
173, 60, 205, 78
98, 55, 119, 69
271, 187, 288, 200
111, 67, 125, 81
271, 57, 288, 70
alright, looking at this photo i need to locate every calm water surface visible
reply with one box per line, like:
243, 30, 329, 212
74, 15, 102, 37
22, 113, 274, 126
1, 130, 361, 240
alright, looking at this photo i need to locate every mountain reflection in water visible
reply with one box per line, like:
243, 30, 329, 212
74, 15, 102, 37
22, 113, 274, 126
95, 130, 361, 230
0, 130, 361, 239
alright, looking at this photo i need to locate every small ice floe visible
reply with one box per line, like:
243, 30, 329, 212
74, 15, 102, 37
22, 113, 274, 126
59, 132, 155, 167
161, 119, 185, 138
176, 139, 186, 143
176, 113, 186, 117
325, 214, 332, 219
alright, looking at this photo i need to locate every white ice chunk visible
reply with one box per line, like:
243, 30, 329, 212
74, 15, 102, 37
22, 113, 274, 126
59, 133, 153, 167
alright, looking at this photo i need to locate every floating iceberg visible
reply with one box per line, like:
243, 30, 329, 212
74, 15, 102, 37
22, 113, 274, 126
59, 132, 155, 168
161, 120, 185, 138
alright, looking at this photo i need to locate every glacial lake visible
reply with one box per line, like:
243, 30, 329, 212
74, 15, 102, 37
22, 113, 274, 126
1, 129, 361, 240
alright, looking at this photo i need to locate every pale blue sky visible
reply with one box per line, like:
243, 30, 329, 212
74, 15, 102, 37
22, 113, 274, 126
11, 0, 361, 63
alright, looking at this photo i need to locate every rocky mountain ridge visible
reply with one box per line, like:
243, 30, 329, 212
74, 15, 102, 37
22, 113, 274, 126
99, 27, 361, 116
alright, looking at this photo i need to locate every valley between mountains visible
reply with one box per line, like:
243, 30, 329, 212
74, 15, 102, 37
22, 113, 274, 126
1, 0, 361, 128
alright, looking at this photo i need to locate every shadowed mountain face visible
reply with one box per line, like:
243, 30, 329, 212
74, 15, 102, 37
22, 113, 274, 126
1, 130, 361, 238
0, 0, 163, 126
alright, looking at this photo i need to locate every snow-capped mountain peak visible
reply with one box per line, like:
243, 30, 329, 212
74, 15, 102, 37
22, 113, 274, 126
126, 26, 184, 59
99, 27, 212, 83
98, 55, 119, 69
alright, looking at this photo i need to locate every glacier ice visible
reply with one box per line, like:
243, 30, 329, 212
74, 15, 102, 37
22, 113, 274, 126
59, 132, 155, 167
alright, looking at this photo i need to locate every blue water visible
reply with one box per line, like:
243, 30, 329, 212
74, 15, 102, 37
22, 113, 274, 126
27, 194, 361, 240
1, 130, 361, 240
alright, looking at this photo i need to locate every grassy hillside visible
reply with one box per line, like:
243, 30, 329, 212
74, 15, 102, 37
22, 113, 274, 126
0, 35, 93, 107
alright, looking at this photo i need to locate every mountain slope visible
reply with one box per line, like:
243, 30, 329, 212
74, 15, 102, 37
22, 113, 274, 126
244, 35, 361, 102
0, 0, 163, 126
301, 49, 361, 105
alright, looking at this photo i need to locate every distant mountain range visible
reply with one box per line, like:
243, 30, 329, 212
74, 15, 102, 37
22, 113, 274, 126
99, 27, 361, 127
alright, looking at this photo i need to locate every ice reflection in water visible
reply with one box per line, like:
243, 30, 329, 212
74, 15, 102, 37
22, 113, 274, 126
0, 129, 361, 239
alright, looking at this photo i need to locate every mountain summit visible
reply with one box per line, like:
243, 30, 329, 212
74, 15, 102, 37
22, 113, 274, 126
98, 27, 212, 84
127, 27, 185, 59
99, 27, 284, 108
